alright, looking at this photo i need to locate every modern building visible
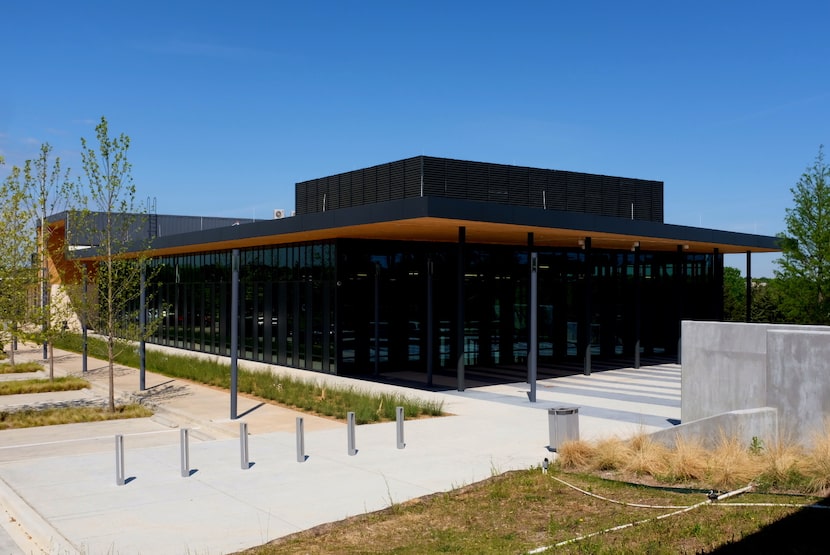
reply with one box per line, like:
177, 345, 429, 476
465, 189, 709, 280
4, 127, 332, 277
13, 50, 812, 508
51, 156, 779, 388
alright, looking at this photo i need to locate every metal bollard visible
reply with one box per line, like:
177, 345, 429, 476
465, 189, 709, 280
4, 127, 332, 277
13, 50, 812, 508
240, 422, 249, 470
180, 428, 190, 477
296, 417, 306, 462
396, 406, 406, 449
115, 434, 125, 486
347, 411, 357, 456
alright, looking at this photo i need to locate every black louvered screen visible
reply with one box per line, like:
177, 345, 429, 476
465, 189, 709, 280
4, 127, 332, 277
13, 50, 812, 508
443, 158, 468, 198
466, 164, 488, 202
548, 171, 568, 211
294, 156, 664, 222
529, 168, 547, 209
601, 176, 621, 218
508, 166, 530, 206
363, 168, 377, 205
487, 164, 509, 204
295, 183, 308, 215
584, 175, 602, 215
307, 180, 319, 213
340, 173, 353, 210
389, 161, 405, 201
566, 173, 586, 213
404, 158, 421, 198
423, 157, 448, 196
652, 184, 664, 223
327, 175, 340, 211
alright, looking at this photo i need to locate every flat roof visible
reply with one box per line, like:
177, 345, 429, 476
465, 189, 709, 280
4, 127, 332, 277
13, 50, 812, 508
71, 196, 778, 259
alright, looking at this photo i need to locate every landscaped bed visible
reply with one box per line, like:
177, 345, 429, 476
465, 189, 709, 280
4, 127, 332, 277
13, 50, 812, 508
54, 334, 444, 423
0, 404, 153, 430
0, 376, 90, 396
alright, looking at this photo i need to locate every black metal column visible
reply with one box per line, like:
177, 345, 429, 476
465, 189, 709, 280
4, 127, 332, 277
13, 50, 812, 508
527, 233, 537, 401
457, 227, 466, 392
676, 245, 685, 362
42, 265, 48, 360
82, 267, 88, 374
528, 251, 538, 402
634, 245, 641, 369
583, 237, 592, 376
373, 262, 380, 377
230, 248, 240, 420
139, 261, 146, 391
745, 251, 752, 322
426, 257, 434, 387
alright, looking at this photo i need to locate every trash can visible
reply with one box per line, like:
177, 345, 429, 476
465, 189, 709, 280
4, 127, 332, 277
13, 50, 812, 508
548, 407, 579, 452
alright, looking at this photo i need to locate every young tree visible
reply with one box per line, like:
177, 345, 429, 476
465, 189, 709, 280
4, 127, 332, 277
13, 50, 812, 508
0, 167, 40, 365
776, 146, 830, 324
22, 143, 72, 377
71, 116, 150, 411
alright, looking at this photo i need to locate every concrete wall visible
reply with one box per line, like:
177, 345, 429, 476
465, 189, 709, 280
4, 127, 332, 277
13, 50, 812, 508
681, 321, 830, 446
681, 321, 769, 423
767, 329, 830, 444
651, 407, 778, 450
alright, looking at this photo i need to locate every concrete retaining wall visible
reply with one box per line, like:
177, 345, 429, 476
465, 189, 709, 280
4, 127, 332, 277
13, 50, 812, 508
767, 329, 830, 443
651, 407, 778, 450
681, 321, 769, 423
680, 321, 830, 446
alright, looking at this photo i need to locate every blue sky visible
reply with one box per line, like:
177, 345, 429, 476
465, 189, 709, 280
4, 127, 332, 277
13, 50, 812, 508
2, 1, 828, 277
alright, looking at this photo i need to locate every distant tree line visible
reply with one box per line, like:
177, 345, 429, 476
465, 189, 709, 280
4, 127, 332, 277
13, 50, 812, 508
724, 146, 830, 325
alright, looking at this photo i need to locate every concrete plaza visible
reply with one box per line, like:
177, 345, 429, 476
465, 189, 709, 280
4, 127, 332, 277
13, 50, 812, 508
0, 346, 680, 554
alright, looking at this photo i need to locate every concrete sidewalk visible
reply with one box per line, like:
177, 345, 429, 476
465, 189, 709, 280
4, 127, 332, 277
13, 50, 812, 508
0, 345, 680, 554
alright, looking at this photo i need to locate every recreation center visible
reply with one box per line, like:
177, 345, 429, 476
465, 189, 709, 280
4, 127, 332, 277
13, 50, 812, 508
47, 156, 779, 388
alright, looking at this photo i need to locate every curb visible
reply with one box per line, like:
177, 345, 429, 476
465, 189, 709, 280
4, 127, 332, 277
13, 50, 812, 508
0, 475, 79, 555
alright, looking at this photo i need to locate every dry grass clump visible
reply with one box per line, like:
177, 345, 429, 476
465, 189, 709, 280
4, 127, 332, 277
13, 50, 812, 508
708, 433, 765, 489
556, 439, 595, 469
553, 428, 830, 495
591, 436, 631, 471
558, 437, 631, 472
624, 433, 670, 477
758, 439, 808, 491
803, 422, 830, 494
660, 435, 709, 482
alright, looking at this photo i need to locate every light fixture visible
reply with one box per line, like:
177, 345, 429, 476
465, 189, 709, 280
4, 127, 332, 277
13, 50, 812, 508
631, 241, 640, 252
577, 239, 585, 249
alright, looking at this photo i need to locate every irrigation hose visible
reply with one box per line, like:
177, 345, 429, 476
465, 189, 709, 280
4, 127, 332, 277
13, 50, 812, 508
526, 476, 828, 554
549, 474, 689, 509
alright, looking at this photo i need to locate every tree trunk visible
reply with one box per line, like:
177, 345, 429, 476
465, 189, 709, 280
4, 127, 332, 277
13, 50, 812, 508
108, 336, 115, 412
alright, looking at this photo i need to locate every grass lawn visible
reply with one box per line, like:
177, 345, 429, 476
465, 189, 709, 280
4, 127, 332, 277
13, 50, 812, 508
0, 404, 153, 430
237, 469, 828, 554
0, 361, 43, 374
0, 376, 89, 395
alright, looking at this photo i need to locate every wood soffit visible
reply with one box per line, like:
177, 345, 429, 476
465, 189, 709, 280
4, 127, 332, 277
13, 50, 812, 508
135, 217, 779, 258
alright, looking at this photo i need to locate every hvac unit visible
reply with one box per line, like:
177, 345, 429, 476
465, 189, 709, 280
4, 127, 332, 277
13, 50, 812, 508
273, 209, 286, 219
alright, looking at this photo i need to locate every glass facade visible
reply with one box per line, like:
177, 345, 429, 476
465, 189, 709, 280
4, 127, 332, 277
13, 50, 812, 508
142, 238, 722, 380
147, 242, 337, 372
